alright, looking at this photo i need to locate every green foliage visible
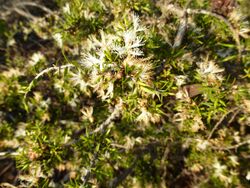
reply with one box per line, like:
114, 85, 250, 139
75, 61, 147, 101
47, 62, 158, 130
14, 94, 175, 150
0, 0, 250, 187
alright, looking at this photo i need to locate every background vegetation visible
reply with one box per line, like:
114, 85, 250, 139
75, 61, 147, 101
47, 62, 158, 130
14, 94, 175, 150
0, 0, 249, 187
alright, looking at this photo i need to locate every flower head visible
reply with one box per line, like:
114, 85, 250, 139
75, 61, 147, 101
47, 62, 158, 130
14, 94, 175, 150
196, 58, 224, 84
29, 52, 45, 66
70, 71, 89, 91
53, 33, 63, 48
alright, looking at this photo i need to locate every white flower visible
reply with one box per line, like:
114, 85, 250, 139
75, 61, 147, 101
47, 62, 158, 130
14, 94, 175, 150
62, 3, 70, 14
81, 106, 94, 123
233, 132, 241, 143
81, 167, 88, 177
191, 115, 205, 132
2, 68, 23, 78
15, 123, 26, 137
29, 52, 45, 66
64, 135, 71, 143
7, 39, 16, 46
54, 79, 65, 93
128, 59, 153, 83
124, 136, 135, 150
246, 171, 250, 181
196, 139, 209, 151
90, 30, 117, 51
68, 94, 80, 107
53, 33, 63, 48
114, 36, 144, 57
123, 30, 136, 46
175, 89, 189, 101
175, 75, 187, 86
213, 160, 227, 178
101, 82, 114, 100
228, 156, 239, 167
70, 71, 89, 91
114, 14, 145, 57
136, 108, 153, 126
131, 14, 145, 32
121, 30, 144, 56
83, 54, 104, 70
191, 163, 203, 172
89, 68, 99, 84
213, 160, 232, 185
83, 9, 96, 20
199, 61, 224, 74
239, 27, 250, 39
197, 59, 224, 83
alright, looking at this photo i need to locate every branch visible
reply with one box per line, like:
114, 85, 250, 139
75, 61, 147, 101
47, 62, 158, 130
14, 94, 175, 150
90, 100, 123, 135
24, 64, 74, 99
64, 99, 123, 148
13, 7, 36, 21
211, 140, 250, 151
207, 108, 238, 140
1, 1, 54, 21
173, 0, 191, 48
0, 183, 18, 188
81, 152, 98, 185
0, 151, 19, 158
16, 2, 53, 15
80, 100, 122, 185
165, 4, 242, 62
186, 8, 242, 62
109, 159, 137, 188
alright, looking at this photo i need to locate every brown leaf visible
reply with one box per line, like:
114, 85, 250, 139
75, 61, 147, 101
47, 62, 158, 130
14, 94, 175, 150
183, 84, 203, 98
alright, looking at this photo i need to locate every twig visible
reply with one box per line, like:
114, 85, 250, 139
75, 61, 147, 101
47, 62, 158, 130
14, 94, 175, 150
0, 161, 13, 178
161, 145, 169, 185
109, 158, 137, 188
81, 152, 98, 186
80, 100, 122, 185
0, 151, 19, 157
186, 8, 242, 62
173, 0, 191, 48
13, 7, 37, 21
223, 140, 250, 150
24, 64, 74, 99
165, 4, 242, 62
64, 99, 123, 147
91, 100, 123, 135
227, 108, 241, 125
0, 183, 18, 188
211, 140, 250, 151
16, 2, 53, 15
207, 108, 237, 140
0, 1, 54, 20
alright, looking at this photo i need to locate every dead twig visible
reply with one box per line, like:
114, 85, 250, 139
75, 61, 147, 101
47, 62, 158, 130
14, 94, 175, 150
207, 108, 238, 140
81, 152, 99, 185
91, 100, 122, 135
173, 0, 191, 48
211, 140, 250, 151
24, 64, 75, 99
186, 8, 242, 62
13, 7, 37, 21
163, 4, 242, 62
0, 183, 18, 188
0, 151, 19, 158
16, 2, 53, 15
0, 1, 54, 21
109, 158, 137, 188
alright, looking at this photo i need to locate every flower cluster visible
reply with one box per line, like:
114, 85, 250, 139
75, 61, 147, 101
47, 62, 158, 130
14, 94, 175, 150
196, 57, 224, 85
